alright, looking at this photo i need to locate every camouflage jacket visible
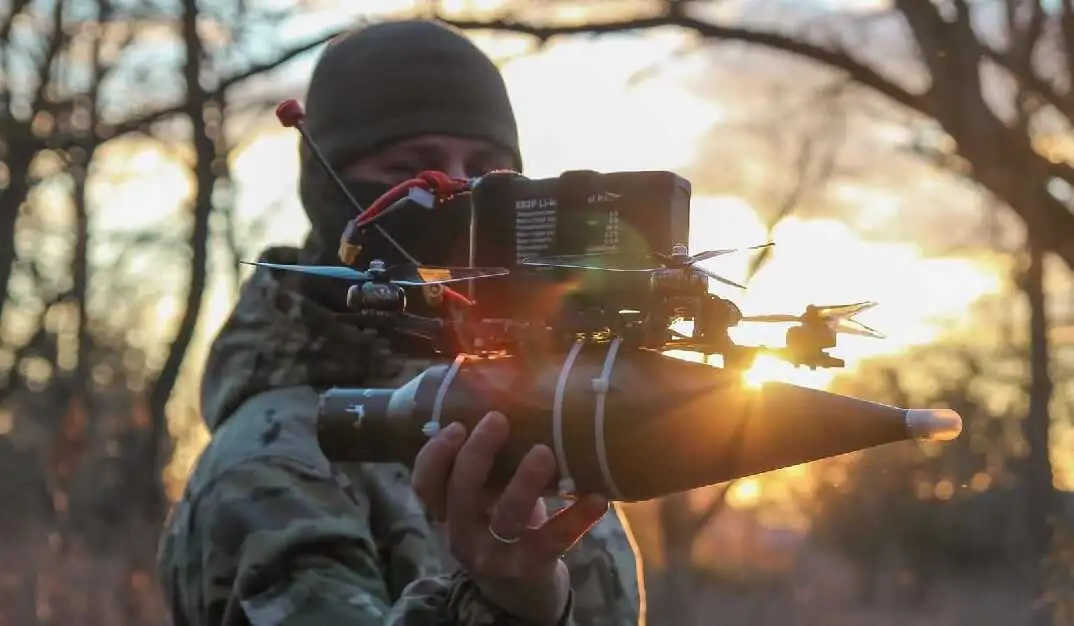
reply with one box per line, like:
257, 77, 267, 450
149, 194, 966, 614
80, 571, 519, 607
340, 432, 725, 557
157, 246, 646, 626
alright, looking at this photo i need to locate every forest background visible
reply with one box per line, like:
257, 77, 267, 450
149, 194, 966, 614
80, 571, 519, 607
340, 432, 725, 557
2, 1, 1074, 625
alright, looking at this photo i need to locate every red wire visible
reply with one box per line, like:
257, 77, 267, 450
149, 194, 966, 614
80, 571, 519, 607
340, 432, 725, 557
355, 170, 468, 226
352, 171, 475, 308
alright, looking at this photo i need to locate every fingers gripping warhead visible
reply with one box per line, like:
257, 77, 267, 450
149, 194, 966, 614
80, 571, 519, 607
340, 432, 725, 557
316, 346, 963, 502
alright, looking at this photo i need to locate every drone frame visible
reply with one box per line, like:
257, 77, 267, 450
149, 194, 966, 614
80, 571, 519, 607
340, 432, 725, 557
269, 97, 880, 372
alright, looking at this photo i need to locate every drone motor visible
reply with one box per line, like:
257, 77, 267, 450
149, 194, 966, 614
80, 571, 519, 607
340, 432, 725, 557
346, 282, 406, 316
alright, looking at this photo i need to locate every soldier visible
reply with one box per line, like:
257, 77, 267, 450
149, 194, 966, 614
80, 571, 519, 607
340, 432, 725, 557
157, 19, 646, 626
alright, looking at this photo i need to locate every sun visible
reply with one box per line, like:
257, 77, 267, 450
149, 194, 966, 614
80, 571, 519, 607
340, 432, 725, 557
727, 477, 762, 508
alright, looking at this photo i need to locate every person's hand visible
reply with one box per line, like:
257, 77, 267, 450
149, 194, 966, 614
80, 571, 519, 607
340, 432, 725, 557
412, 411, 609, 625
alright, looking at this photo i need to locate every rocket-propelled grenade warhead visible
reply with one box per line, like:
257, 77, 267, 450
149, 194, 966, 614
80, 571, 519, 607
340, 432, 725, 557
316, 345, 962, 502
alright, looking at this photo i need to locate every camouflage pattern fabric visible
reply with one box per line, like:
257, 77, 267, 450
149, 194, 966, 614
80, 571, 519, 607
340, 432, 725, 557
157, 245, 646, 626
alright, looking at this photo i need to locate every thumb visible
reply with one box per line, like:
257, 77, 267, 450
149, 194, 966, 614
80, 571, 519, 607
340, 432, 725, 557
528, 498, 550, 527
531, 494, 609, 558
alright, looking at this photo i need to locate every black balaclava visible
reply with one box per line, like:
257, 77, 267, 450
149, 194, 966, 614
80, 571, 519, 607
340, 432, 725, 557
297, 19, 523, 277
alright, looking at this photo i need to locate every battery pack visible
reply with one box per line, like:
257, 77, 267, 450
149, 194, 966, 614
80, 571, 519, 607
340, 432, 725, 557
463, 169, 692, 321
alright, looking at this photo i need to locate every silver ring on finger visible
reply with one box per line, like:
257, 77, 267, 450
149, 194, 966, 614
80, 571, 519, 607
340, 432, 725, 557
487, 524, 521, 545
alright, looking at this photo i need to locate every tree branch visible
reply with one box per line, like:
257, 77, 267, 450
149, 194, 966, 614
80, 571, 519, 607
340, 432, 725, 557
747, 81, 846, 281
443, 9, 1074, 270
110, 30, 339, 136
980, 43, 1074, 122
0, 25, 339, 339
439, 15, 926, 113
0, 0, 33, 113
31, 0, 67, 113
691, 480, 734, 535
0, 0, 32, 42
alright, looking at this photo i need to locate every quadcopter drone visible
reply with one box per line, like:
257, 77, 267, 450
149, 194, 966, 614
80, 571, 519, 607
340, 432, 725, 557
516, 242, 883, 369
252, 98, 885, 372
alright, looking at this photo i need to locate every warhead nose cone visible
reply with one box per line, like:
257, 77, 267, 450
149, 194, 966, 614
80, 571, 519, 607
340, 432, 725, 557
906, 408, 963, 441
317, 350, 965, 502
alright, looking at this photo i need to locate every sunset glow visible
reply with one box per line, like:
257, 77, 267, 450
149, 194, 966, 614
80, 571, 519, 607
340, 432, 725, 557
726, 477, 763, 508
138, 34, 1004, 369
79, 23, 1008, 492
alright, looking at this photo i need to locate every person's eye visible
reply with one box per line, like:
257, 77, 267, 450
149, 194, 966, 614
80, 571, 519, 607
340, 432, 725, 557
468, 154, 515, 177
384, 164, 419, 177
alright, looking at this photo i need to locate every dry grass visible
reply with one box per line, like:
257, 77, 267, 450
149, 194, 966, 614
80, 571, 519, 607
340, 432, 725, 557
0, 510, 1047, 626
646, 548, 1039, 626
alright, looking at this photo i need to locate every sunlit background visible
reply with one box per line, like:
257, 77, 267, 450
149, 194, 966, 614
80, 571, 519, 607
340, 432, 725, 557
123, 8, 1011, 485
6, 1, 1074, 624
75, 0, 1055, 549
105, 34, 1006, 364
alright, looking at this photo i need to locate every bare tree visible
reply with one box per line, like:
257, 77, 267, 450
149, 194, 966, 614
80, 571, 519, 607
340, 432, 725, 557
903, 35, 1062, 620
0, 1, 362, 621
440, 0, 1074, 270
651, 485, 733, 626
744, 80, 848, 281
439, 4, 1072, 623
814, 341, 1037, 611
643, 82, 850, 626
0, 0, 343, 334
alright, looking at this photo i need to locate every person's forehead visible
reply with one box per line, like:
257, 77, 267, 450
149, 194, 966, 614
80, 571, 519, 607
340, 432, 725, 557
376, 134, 506, 158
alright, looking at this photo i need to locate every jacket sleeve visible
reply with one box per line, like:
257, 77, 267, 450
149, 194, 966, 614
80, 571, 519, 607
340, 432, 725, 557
560, 503, 646, 626
193, 455, 580, 626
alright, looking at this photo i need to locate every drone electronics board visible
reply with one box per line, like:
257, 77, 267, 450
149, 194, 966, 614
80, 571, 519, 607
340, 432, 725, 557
465, 169, 692, 321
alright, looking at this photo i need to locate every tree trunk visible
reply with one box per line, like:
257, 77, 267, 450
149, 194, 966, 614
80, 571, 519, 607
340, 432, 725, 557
657, 493, 699, 626
0, 158, 30, 331
1023, 236, 1057, 626
141, 0, 215, 525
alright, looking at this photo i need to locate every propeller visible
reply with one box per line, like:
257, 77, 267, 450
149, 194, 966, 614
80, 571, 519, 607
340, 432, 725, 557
242, 261, 509, 287
388, 264, 511, 287
521, 242, 773, 290
741, 301, 885, 339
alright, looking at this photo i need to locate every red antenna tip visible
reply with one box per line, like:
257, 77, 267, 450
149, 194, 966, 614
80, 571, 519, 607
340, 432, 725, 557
276, 99, 305, 128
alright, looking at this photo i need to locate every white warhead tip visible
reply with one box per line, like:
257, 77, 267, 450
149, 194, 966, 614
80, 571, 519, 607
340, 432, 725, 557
905, 408, 963, 442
